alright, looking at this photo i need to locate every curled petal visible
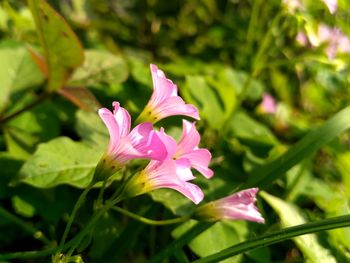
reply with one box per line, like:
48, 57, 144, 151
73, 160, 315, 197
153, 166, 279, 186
163, 181, 204, 205
150, 64, 178, 105
176, 120, 200, 156
181, 149, 214, 179
130, 159, 204, 204
98, 107, 120, 152
155, 128, 177, 159
175, 159, 195, 181
213, 188, 265, 223
112, 101, 131, 138
155, 97, 200, 120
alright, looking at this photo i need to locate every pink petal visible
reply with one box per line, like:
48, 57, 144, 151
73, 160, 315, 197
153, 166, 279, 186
112, 102, 131, 138
98, 107, 120, 152
156, 97, 200, 120
175, 159, 195, 181
261, 94, 276, 114
166, 181, 204, 204
150, 64, 178, 106
181, 149, 214, 178
155, 128, 177, 159
147, 159, 204, 204
128, 123, 167, 161
322, 0, 337, 14
218, 188, 265, 223
176, 120, 200, 156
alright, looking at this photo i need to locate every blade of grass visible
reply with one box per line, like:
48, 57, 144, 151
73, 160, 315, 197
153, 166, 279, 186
244, 105, 350, 190
147, 222, 214, 263
191, 214, 350, 263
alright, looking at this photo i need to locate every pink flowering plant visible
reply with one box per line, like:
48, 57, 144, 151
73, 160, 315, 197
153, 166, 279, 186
1, 1, 350, 263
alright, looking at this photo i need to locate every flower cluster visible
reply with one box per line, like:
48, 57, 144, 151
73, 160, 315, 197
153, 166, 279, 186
297, 23, 350, 59
96, 64, 264, 223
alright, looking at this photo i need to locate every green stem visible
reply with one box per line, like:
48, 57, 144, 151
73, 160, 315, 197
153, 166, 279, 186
0, 206, 50, 245
246, 0, 261, 43
111, 206, 190, 226
96, 179, 108, 207
192, 214, 350, 263
65, 195, 124, 257
0, 195, 123, 261
58, 182, 95, 250
222, 11, 283, 136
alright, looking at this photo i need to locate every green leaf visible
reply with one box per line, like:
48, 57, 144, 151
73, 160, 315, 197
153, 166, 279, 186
184, 75, 224, 129
228, 111, 279, 147
18, 137, 102, 188
68, 50, 128, 86
28, 0, 84, 91
260, 191, 337, 263
3, 100, 60, 159
75, 109, 108, 149
173, 220, 248, 263
11, 195, 35, 218
0, 48, 44, 113
0, 152, 23, 199
244, 105, 350, 189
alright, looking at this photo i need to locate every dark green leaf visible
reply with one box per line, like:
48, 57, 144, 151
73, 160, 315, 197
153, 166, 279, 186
18, 137, 102, 188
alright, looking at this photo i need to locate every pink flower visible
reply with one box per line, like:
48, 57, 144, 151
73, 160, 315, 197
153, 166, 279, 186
94, 102, 167, 181
306, 24, 350, 59
194, 188, 265, 223
322, 0, 337, 14
136, 64, 199, 123
156, 120, 213, 179
123, 159, 204, 204
296, 32, 308, 46
260, 94, 277, 114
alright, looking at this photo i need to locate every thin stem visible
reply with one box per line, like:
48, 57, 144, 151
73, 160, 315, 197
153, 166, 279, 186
65, 195, 124, 257
222, 11, 283, 136
111, 206, 190, 226
246, 0, 261, 43
0, 206, 50, 245
58, 182, 95, 250
192, 214, 350, 263
0, 194, 124, 261
0, 93, 50, 124
96, 179, 108, 207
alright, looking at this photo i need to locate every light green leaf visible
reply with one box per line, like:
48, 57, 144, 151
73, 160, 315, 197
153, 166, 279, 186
11, 195, 35, 218
229, 111, 279, 146
261, 191, 337, 263
185, 75, 224, 129
3, 100, 60, 159
18, 137, 102, 188
0, 48, 44, 113
28, 0, 84, 91
75, 109, 108, 149
68, 50, 128, 86
335, 152, 350, 198
173, 220, 248, 263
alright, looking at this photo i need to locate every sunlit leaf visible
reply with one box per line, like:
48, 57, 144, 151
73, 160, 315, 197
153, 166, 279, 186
261, 191, 337, 263
68, 50, 128, 87
28, 0, 84, 91
18, 137, 102, 188
0, 48, 44, 114
58, 86, 101, 111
